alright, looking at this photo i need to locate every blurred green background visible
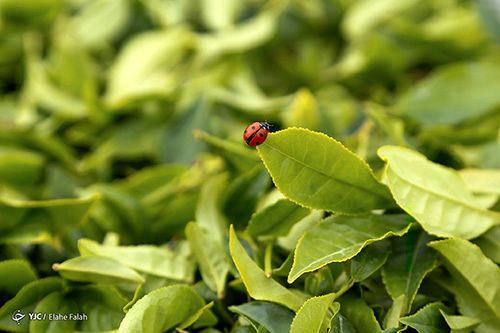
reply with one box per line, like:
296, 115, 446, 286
0, 0, 499, 278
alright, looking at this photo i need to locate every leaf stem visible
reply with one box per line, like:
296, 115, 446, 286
264, 242, 273, 277
336, 277, 354, 298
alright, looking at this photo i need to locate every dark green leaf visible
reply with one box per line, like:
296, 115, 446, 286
229, 302, 294, 333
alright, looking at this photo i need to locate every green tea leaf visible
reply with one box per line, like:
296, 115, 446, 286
290, 294, 339, 333
350, 241, 390, 282
118, 285, 206, 333
428, 238, 500, 332
0, 195, 99, 246
0, 146, 45, 187
439, 310, 480, 333
68, 284, 127, 331
65, 0, 130, 48
229, 225, 305, 311
201, 0, 241, 30
160, 99, 210, 165
473, 226, 500, 263
229, 302, 295, 333
459, 169, 500, 194
400, 62, 500, 126
0, 277, 63, 332
53, 255, 145, 284
195, 173, 228, 242
0, 259, 37, 295
248, 199, 311, 239
223, 166, 270, 229
105, 27, 193, 109
258, 128, 394, 214
400, 302, 449, 333
330, 313, 356, 333
277, 210, 323, 251
342, 0, 418, 40
383, 294, 405, 330
197, 1, 286, 61
382, 232, 437, 313
179, 302, 216, 329
338, 292, 382, 333
78, 239, 195, 282
186, 222, 229, 297
478, 0, 500, 42
0, 0, 62, 29
30, 292, 78, 333
289, 214, 410, 283
378, 146, 500, 239
283, 89, 320, 131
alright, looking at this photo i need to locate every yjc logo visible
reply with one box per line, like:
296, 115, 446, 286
12, 310, 25, 325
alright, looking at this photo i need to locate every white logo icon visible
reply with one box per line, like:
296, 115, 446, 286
12, 310, 25, 325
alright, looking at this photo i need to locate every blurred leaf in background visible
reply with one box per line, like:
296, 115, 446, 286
0, 0, 499, 332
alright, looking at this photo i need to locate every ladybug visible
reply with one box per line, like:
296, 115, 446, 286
243, 122, 270, 147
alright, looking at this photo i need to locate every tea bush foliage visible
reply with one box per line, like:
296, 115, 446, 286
0, 0, 499, 332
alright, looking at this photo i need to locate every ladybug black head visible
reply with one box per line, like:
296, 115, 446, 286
259, 122, 271, 130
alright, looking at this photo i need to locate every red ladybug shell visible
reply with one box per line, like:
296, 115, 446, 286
243, 122, 269, 147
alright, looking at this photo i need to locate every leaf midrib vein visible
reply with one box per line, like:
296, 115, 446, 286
389, 168, 497, 216
266, 143, 389, 201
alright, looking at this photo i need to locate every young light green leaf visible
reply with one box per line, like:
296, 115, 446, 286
382, 232, 437, 313
229, 225, 305, 311
459, 169, 500, 194
400, 302, 449, 333
118, 285, 206, 333
428, 238, 500, 332
350, 241, 390, 282
439, 310, 480, 333
105, 27, 193, 109
186, 222, 229, 297
258, 128, 394, 214
229, 302, 295, 333
473, 226, 500, 263
283, 88, 320, 131
200, 0, 241, 30
338, 292, 382, 333
277, 210, 323, 251
290, 294, 339, 333
272, 252, 294, 277
78, 239, 195, 282
400, 62, 500, 126
0, 277, 63, 332
378, 146, 500, 239
53, 255, 145, 285
195, 173, 228, 242
289, 214, 410, 283
248, 199, 311, 239
0, 259, 37, 295
342, 0, 418, 40
179, 302, 216, 329
65, 0, 130, 48
197, 0, 286, 61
